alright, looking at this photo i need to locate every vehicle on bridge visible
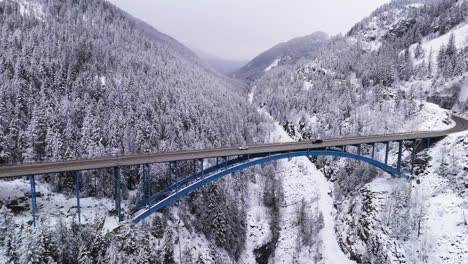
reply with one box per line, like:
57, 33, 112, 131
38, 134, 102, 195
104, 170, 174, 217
0, 114, 466, 226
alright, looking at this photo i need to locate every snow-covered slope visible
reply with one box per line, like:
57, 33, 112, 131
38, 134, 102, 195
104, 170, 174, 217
348, 1, 424, 51
335, 127, 468, 263
255, 109, 353, 263
411, 22, 468, 66
264, 58, 282, 72
235, 32, 328, 82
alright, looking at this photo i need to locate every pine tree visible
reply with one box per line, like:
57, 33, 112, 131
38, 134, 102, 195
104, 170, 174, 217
414, 42, 424, 59
444, 33, 458, 77
78, 243, 94, 264
0, 206, 20, 262
427, 48, 433, 77
437, 44, 448, 77
19, 228, 42, 264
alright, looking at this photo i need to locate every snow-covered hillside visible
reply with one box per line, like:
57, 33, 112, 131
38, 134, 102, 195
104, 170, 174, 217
348, 2, 424, 51
243, 0, 467, 262
235, 32, 328, 82
335, 128, 468, 263
1, 0, 468, 263
411, 22, 468, 66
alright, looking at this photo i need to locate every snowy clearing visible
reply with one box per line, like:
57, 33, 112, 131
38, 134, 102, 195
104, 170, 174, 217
265, 58, 282, 72
412, 22, 468, 66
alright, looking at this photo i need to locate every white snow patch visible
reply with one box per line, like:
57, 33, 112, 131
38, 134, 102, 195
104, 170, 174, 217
412, 22, 468, 66
407, 3, 424, 9
265, 58, 281, 72
169, 208, 220, 263
259, 109, 354, 264
459, 78, 468, 103
303, 80, 313, 91
248, 85, 256, 104
0, 178, 118, 228
100, 76, 106, 86
12, 0, 45, 21
407, 101, 453, 132
411, 132, 468, 263
240, 175, 273, 263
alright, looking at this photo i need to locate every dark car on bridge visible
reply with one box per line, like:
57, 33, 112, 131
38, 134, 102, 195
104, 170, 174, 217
311, 139, 323, 144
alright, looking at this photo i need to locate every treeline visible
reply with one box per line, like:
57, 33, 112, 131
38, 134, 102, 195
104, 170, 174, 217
0, 0, 273, 260
252, 0, 467, 141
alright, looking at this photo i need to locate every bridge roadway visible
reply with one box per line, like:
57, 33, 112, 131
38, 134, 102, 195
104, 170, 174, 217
1, 114, 467, 179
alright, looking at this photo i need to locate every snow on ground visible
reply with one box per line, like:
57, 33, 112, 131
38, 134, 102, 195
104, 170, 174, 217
100, 76, 107, 86
360, 112, 468, 263
303, 80, 313, 91
239, 174, 274, 263
8, 0, 45, 21
0, 178, 118, 230
348, 7, 410, 52
411, 131, 468, 263
405, 101, 453, 132
248, 85, 257, 104
265, 58, 281, 72
407, 3, 424, 9
412, 22, 468, 66
459, 78, 468, 103
167, 208, 224, 263
0, 179, 232, 262
259, 109, 354, 264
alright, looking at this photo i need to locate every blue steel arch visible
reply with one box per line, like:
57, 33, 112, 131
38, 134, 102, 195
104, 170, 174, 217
133, 150, 408, 224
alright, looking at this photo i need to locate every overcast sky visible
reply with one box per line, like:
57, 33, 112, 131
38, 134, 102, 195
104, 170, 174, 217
107, 0, 391, 61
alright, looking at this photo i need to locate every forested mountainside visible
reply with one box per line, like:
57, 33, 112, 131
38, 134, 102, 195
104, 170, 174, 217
0, 0, 467, 263
251, 0, 467, 140
247, 0, 468, 262
0, 0, 270, 190
235, 31, 328, 82
0, 0, 273, 263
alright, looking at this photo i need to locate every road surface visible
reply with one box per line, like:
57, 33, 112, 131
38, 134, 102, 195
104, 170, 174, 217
0, 114, 467, 178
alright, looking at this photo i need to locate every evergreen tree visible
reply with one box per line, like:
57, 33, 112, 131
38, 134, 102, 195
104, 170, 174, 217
414, 42, 424, 59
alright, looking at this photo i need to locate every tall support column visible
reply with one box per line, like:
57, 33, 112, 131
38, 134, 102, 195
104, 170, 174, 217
175, 161, 179, 181
216, 157, 219, 166
114, 167, 122, 222
75, 171, 81, 224
200, 159, 204, 179
343, 145, 347, 153
411, 139, 417, 175
385, 142, 390, 165
426, 137, 431, 148
142, 164, 150, 201
193, 160, 196, 175
397, 141, 403, 172
225, 156, 229, 170
356, 144, 361, 156
29, 176, 37, 227
371, 143, 375, 159
168, 162, 172, 186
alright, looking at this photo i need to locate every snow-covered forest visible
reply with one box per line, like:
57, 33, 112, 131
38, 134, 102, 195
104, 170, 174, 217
0, 0, 467, 263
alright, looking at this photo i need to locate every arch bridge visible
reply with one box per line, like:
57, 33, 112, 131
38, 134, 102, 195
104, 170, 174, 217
0, 115, 466, 226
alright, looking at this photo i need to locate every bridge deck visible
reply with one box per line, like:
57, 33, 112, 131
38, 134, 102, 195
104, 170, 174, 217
1, 114, 467, 178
